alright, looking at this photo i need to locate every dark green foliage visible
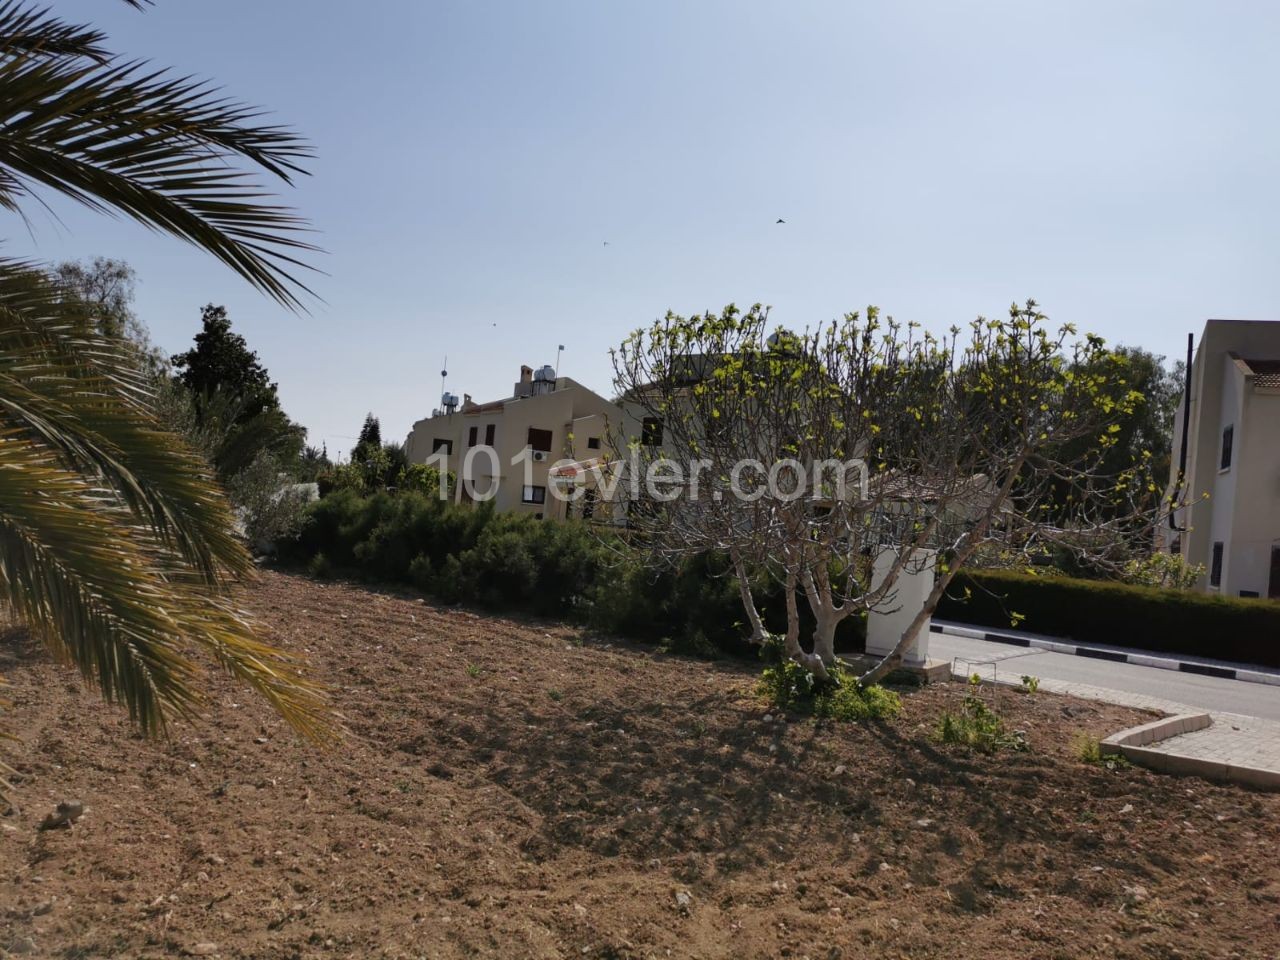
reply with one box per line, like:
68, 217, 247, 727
279, 490, 865, 658
173, 305, 273, 399
281, 491, 602, 620
355, 413, 381, 452
350, 413, 384, 466
587, 553, 754, 656
587, 552, 866, 658
938, 569, 1280, 668
170, 304, 306, 479
297, 443, 332, 482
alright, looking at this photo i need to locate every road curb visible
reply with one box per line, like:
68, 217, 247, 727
1101, 714, 1280, 791
930, 622, 1280, 688
1103, 713, 1212, 748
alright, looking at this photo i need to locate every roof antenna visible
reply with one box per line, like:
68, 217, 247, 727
438, 355, 459, 415
555, 344, 564, 378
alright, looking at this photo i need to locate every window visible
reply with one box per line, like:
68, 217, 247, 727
587, 436, 601, 450
467, 425, 478, 447
432, 438, 452, 455
641, 417, 663, 446
522, 485, 546, 504
527, 427, 553, 452
485, 424, 496, 446
1210, 542, 1224, 587
1220, 425, 1234, 470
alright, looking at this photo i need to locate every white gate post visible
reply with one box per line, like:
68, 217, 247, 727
865, 549, 935, 666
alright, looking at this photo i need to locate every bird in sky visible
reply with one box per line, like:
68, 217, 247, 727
776, 218, 785, 224
603, 241, 610, 246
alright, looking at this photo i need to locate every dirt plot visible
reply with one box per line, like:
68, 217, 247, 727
1, 571, 1278, 959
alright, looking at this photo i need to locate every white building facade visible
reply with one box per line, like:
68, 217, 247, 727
1163, 319, 1280, 599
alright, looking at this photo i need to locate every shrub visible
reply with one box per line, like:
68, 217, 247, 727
1121, 553, 1204, 590
1073, 732, 1130, 769
660, 629, 720, 660
938, 568, 1280, 668
1074, 732, 1103, 763
396, 463, 449, 498
279, 490, 868, 659
757, 656, 900, 722
306, 551, 332, 579
816, 679, 902, 722
226, 450, 310, 552
936, 677, 1028, 753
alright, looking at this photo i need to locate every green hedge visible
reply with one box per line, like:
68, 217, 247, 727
937, 569, 1280, 669
277, 490, 865, 658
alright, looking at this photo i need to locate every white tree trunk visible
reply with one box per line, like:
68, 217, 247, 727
783, 567, 827, 677
730, 549, 769, 645
812, 613, 838, 664
801, 564, 847, 666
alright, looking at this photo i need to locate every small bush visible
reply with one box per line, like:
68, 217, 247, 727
757, 656, 900, 722
227, 451, 310, 552
758, 657, 823, 712
1074, 732, 1103, 763
936, 678, 1028, 753
306, 552, 333, 579
660, 629, 720, 660
407, 553, 432, 592
1020, 675, 1040, 694
816, 679, 902, 722
1073, 732, 1131, 770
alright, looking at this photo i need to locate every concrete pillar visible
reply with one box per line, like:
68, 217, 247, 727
865, 549, 935, 665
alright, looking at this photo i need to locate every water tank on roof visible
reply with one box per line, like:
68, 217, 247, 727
441, 392, 459, 413
534, 365, 556, 381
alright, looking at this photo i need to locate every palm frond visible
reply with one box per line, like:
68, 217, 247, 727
0, 2, 110, 63
0, 428, 331, 739
0, 265, 252, 583
0, 2, 334, 752
0, 4, 318, 309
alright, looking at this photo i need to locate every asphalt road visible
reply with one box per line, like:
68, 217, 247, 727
929, 632, 1280, 721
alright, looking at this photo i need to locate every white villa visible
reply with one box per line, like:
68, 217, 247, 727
1163, 319, 1280, 598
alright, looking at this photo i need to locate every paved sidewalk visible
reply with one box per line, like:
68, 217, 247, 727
951, 654, 1194, 714
948, 658, 1280, 786
1143, 711, 1280, 776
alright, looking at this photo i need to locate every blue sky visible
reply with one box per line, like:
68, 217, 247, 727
27, 0, 1280, 456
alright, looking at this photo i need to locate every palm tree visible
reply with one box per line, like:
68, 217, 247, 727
0, 0, 333, 769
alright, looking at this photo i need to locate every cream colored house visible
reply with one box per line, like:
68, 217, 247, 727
1163, 319, 1280, 598
404, 364, 623, 520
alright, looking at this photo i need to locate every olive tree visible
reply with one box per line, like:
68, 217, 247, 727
610, 300, 1171, 683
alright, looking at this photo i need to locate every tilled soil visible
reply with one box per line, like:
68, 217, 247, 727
1, 571, 1278, 959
